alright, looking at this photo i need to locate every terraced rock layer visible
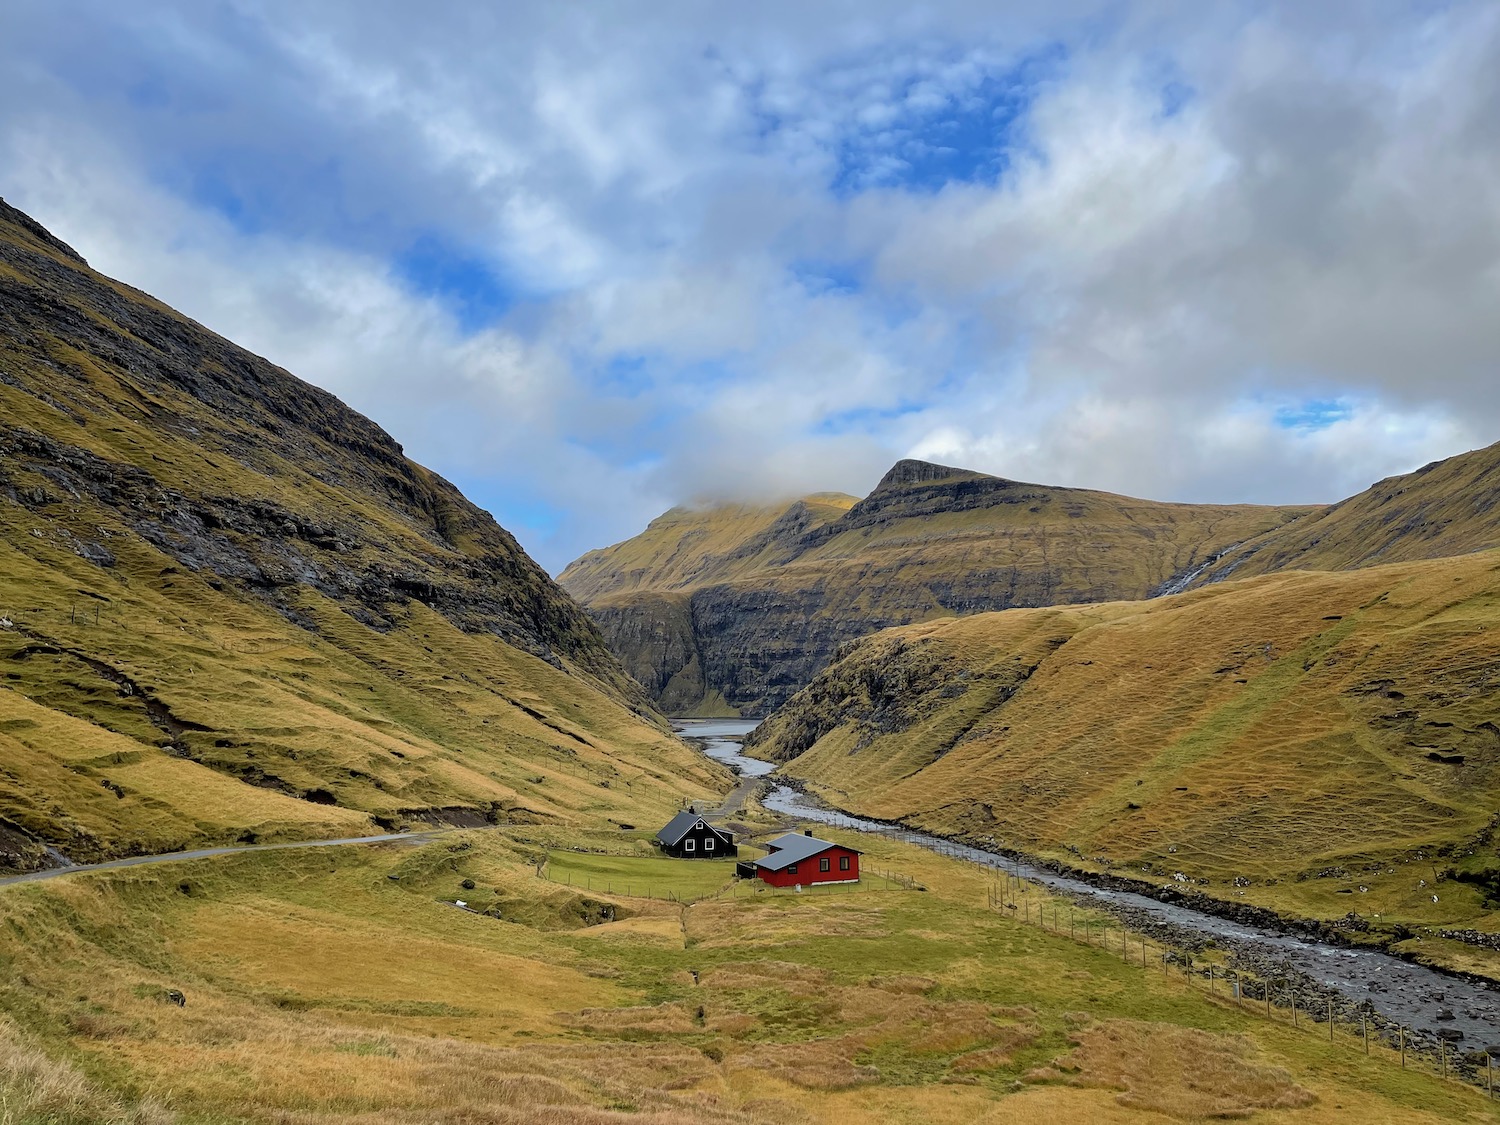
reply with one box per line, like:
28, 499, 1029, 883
561, 460, 1309, 715
0, 198, 723, 871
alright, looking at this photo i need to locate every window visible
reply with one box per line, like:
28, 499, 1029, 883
787, 863, 798, 874
839, 855, 851, 871
705, 837, 715, 851
819, 857, 831, 872
684, 839, 695, 852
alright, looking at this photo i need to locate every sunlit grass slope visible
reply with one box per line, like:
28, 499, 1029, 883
1196, 440, 1500, 584
751, 549, 1500, 939
565, 459, 1310, 716
560, 493, 859, 600
0, 197, 726, 870
0, 826, 1481, 1123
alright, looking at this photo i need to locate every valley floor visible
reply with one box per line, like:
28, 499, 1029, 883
0, 811, 1495, 1124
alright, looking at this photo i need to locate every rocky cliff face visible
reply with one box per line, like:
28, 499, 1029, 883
562, 459, 1311, 716
0, 198, 629, 692
0, 198, 722, 871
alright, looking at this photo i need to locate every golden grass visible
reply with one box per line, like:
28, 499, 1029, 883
0, 1017, 171, 1125
0, 203, 732, 872
1029, 1019, 1315, 1119
559, 495, 859, 601
0, 826, 1491, 1124
1201, 440, 1500, 582
757, 548, 1500, 934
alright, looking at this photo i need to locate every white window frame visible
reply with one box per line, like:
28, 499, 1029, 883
705, 836, 715, 851
684, 838, 695, 852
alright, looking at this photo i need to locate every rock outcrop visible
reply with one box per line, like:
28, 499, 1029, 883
0, 198, 723, 870
562, 460, 1310, 715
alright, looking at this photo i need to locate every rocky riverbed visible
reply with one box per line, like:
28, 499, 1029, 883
682, 719, 1500, 1068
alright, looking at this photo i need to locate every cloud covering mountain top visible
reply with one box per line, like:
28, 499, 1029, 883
3, 1, 1496, 570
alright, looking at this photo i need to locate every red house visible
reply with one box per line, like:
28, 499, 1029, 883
740, 830, 860, 887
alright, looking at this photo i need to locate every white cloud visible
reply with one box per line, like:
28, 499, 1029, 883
1, 1, 1497, 571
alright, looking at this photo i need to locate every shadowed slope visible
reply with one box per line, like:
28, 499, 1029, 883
0, 198, 724, 872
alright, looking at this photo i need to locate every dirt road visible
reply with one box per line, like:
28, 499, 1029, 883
0, 829, 443, 890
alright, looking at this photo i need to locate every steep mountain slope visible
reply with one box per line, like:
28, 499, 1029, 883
1193, 441, 1500, 584
561, 492, 859, 599
749, 547, 1500, 931
0, 198, 724, 873
561, 459, 1310, 716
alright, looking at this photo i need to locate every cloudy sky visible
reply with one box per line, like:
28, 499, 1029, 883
3, 2, 1498, 571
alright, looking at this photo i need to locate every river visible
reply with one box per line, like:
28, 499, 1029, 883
678, 718, 1500, 1051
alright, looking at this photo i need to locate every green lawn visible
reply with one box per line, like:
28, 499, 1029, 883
545, 848, 740, 900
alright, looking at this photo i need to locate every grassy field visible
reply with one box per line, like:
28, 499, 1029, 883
0, 825, 1493, 1124
751, 548, 1500, 969
544, 849, 741, 901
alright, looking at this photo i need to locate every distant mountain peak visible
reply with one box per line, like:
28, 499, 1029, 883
875, 459, 990, 490
0, 197, 88, 267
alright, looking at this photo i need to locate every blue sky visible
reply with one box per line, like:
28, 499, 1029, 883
1, 2, 1496, 570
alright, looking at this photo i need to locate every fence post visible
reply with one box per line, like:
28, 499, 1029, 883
1399, 1026, 1405, 1068
1328, 998, 1334, 1042
1362, 1015, 1368, 1055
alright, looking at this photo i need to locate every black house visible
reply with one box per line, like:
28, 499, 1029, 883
655, 810, 736, 859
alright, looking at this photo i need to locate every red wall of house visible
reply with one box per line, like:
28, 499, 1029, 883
756, 846, 860, 887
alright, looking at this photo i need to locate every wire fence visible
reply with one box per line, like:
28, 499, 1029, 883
537, 851, 922, 905
982, 866, 1499, 1098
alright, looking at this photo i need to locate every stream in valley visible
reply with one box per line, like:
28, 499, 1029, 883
678, 718, 1500, 1053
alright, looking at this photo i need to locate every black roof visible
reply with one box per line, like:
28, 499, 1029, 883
657, 811, 731, 846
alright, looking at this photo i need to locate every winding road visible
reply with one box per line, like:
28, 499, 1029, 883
0, 829, 441, 890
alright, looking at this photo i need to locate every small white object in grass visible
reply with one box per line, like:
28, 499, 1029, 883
455, 900, 467, 909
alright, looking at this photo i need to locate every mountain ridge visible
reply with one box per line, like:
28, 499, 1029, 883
561, 459, 1312, 715
0, 198, 723, 873
746, 543, 1500, 939
1191, 440, 1500, 585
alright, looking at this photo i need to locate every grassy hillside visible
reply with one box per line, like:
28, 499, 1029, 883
561, 493, 859, 601
0, 198, 726, 872
750, 549, 1500, 943
0, 823, 1481, 1124
1195, 441, 1500, 584
563, 459, 1309, 716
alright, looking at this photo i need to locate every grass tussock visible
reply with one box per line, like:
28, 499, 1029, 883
731, 1036, 879, 1091
0, 1018, 171, 1125
560, 1003, 698, 1035
948, 1023, 1045, 1073
1030, 1019, 1316, 1120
